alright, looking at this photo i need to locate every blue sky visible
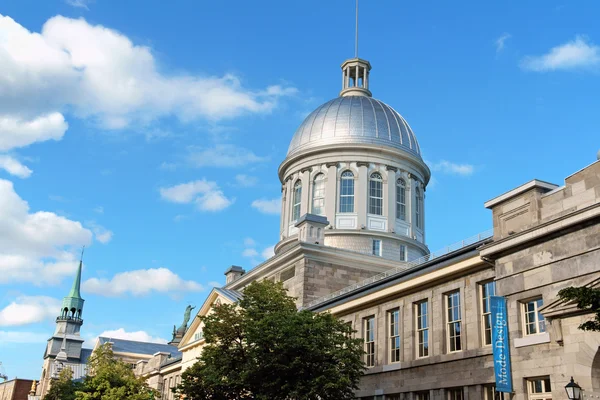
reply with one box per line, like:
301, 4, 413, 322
1, 0, 599, 379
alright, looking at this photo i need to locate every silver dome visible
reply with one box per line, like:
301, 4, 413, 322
287, 96, 421, 158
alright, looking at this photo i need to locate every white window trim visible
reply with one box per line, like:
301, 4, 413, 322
311, 174, 325, 215
339, 170, 355, 213
415, 300, 429, 358
399, 244, 406, 262
369, 172, 384, 216
364, 316, 376, 367
527, 376, 552, 399
480, 281, 495, 347
522, 298, 546, 336
291, 180, 302, 222
372, 239, 382, 257
446, 291, 462, 353
389, 309, 401, 363
396, 179, 406, 221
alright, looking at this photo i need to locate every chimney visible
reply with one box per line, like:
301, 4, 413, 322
295, 213, 329, 244
224, 265, 245, 284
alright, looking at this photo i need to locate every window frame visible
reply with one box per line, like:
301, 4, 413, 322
291, 180, 302, 222
480, 281, 496, 346
399, 244, 406, 262
446, 290, 462, 353
339, 170, 355, 213
372, 239, 382, 257
369, 172, 384, 216
364, 316, 376, 367
415, 392, 430, 400
396, 178, 406, 221
415, 300, 429, 358
311, 173, 325, 215
388, 308, 401, 363
527, 376, 552, 400
446, 388, 464, 400
522, 298, 546, 336
415, 187, 422, 229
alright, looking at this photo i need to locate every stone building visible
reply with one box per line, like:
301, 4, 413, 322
0, 379, 33, 400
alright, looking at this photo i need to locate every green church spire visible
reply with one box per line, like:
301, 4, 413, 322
59, 247, 86, 322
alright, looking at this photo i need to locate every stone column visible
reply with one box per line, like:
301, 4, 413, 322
282, 178, 293, 237
356, 162, 369, 229
325, 163, 337, 224
300, 169, 311, 216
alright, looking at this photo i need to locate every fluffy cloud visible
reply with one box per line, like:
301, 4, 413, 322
0, 296, 61, 326
235, 174, 259, 187
160, 180, 233, 212
82, 267, 204, 296
242, 248, 259, 258
97, 328, 167, 344
187, 144, 268, 168
86, 221, 113, 244
521, 36, 600, 71
251, 198, 281, 214
0, 13, 294, 175
495, 33, 511, 53
427, 160, 474, 176
0, 155, 32, 178
0, 331, 49, 344
261, 245, 275, 260
0, 179, 93, 285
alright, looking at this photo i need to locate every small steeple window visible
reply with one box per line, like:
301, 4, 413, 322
369, 172, 383, 216
291, 180, 302, 222
312, 174, 325, 215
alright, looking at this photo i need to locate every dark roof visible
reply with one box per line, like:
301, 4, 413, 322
224, 265, 245, 275
161, 354, 183, 368
295, 213, 329, 226
98, 337, 181, 357
215, 287, 243, 302
80, 348, 93, 364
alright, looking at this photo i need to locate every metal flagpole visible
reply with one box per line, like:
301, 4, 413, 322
355, 0, 359, 58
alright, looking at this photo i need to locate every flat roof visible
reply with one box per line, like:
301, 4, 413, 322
484, 179, 558, 209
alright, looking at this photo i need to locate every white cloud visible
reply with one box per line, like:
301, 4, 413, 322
0, 155, 32, 178
261, 245, 275, 260
208, 281, 222, 288
521, 36, 600, 71
86, 221, 113, 244
0, 296, 61, 326
82, 267, 204, 296
97, 328, 167, 344
0, 14, 294, 129
0, 113, 68, 152
243, 237, 256, 247
235, 174, 258, 187
160, 180, 233, 212
65, 0, 94, 9
0, 331, 48, 344
93, 206, 104, 214
427, 160, 474, 176
242, 248, 259, 258
495, 33, 511, 53
187, 144, 268, 168
251, 198, 281, 215
0, 179, 93, 285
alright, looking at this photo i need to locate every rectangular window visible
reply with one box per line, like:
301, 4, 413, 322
396, 183, 406, 220
446, 291, 462, 352
399, 244, 406, 261
481, 281, 496, 346
415, 392, 430, 400
527, 377, 552, 400
389, 309, 401, 363
364, 316, 376, 367
415, 188, 422, 229
447, 388, 464, 400
372, 239, 382, 257
369, 176, 383, 215
339, 172, 355, 213
194, 331, 204, 341
386, 395, 401, 400
523, 298, 546, 335
484, 385, 501, 400
415, 300, 429, 358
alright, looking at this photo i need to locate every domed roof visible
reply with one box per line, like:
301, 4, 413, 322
287, 96, 421, 158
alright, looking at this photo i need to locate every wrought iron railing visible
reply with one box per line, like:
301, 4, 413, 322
305, 229, 494, 309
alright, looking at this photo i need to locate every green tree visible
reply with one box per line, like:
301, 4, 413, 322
558, 286, 600, 331
75, 343, 156, 400
177, 280, 365, 400
43, 367, 82, 400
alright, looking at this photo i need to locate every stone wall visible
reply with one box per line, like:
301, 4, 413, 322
0, 379, 32, 400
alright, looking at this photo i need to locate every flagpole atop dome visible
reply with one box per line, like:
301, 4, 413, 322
355, 0, 359, 58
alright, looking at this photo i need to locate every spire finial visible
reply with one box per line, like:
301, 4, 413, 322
355, 0, 359, 58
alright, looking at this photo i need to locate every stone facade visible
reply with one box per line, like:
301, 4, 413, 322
0, 379, 33, 400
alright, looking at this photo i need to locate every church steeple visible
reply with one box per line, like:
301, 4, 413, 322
58, 249, 85, 323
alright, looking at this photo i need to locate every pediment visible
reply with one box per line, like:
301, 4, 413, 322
540, 277, 600, 319
178, 287, 242, 349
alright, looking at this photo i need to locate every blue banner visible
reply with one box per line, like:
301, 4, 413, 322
490, 295, 513, 393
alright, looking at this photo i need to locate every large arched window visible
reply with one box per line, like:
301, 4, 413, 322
369, 172, 383, 215
312, 173, 325, 215
415, 187, 423, 229
291, 180, 302, 221
339, 171, 355, 213
396, 178, 406, 221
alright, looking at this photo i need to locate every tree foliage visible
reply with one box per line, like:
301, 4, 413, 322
44, 343, 157, 400
558, 286, 600, 331
43, 367, 81, 400
177, 280, 365, 400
